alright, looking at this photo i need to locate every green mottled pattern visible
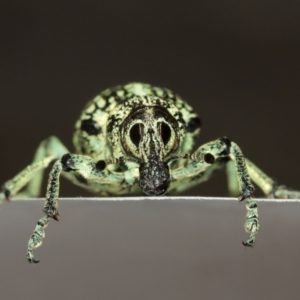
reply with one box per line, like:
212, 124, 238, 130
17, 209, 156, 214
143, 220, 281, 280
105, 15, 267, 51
0, 82, 299, 263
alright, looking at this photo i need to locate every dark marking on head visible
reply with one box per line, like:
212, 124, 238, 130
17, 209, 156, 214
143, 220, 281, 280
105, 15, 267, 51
107, 115, 118, 134
173, 111, 186, 128
186, 117, 201, 132
130, 124, 142, 147
160, 123, 171, 145
80, 119, 102, 135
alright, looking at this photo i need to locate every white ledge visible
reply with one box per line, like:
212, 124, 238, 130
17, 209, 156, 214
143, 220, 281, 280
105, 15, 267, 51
10, 196, 300, 202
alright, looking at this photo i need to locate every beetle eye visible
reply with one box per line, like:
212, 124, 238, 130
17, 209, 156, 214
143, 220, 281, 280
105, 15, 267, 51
160, 123, 171, 145
130, 124, 142, 147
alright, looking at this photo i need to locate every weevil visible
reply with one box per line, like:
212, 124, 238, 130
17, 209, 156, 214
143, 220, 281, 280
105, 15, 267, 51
1, 82, 299, 263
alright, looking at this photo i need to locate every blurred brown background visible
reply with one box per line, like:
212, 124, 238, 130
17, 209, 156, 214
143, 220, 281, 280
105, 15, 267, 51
0, 1, 300, 300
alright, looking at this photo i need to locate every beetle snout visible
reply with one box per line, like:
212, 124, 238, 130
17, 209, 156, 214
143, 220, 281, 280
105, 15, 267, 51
138, 160, 170, 196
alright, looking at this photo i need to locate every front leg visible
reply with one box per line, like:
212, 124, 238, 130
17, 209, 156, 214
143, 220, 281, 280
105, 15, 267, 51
1, 136, 69, 203
171, 137, 259, 247
27, 154, 126, 263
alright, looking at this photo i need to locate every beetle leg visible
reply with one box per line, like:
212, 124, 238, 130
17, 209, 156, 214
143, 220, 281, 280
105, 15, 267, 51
26, 154, 127, 263
171, 137, 259, 247
0, 136, 69, 203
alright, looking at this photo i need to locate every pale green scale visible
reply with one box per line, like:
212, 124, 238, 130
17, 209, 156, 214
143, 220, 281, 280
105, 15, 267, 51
93, 95, 106, 108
